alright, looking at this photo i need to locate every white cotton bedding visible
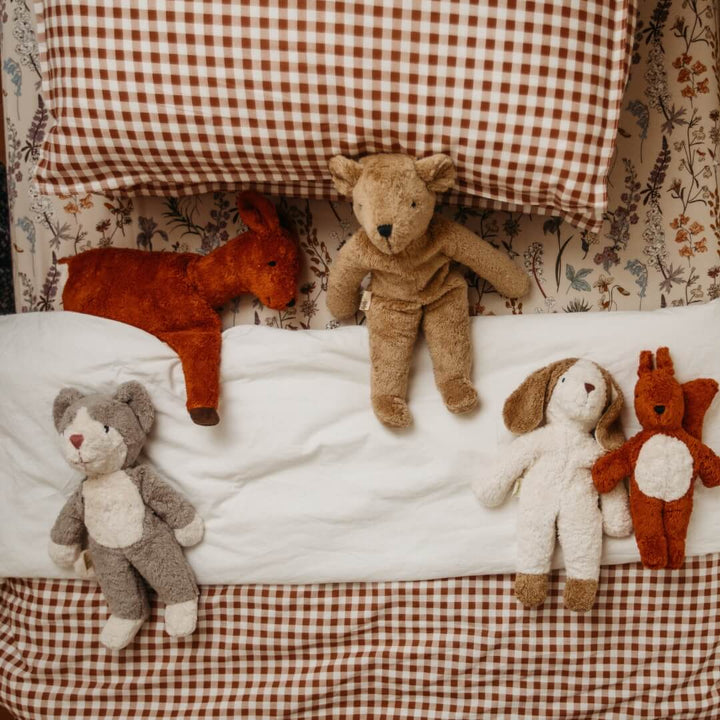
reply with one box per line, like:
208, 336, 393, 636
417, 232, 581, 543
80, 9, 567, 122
2, 303, 720, 584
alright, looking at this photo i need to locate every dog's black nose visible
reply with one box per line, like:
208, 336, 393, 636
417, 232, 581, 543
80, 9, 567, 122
286, 298, 296, 308
377, 224, 393, 238
654, 405, 665, 415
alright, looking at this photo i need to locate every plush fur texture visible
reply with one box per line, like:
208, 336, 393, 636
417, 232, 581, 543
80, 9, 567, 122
60, 192, 300, 426
474, 359, 632, 612
592, 347, 720, 569
326, 153, 529, 428
49, 383, 203, 650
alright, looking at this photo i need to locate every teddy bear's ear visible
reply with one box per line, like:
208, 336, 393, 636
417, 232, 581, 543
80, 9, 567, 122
655, 346, 675, 375
329, 155, 362, 197
237, 191, 280, 235
114, 381, 155, 434
502, 358, 577, 435
53, 388, 84, 431
414, 154, 456, 193
595, 367, 625, 451
637, 350, 654, 377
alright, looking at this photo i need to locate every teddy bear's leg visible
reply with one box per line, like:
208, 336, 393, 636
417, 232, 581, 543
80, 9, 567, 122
90, 543, 150, 650
126, 527, 199, 638
422, 285, 478, 414
557, 481, 603, 612
664, 492, 694, 569
158, 328, 221, 426
366, 296, 423, 428
629, 486, 668, 569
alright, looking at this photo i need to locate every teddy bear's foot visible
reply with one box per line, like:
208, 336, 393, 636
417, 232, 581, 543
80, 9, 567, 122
100, 615, 145, 650
189, 407, 220, 426
372, 395, 413, 428
514, 573, 548, 608
165, 599, 198, 638
563, 578, 598, 613
438, 378, 479, 415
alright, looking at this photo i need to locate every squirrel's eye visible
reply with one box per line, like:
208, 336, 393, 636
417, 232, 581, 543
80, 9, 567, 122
411, 201, 417, 208
104, 425, 110, 433
268, 261, 276, 267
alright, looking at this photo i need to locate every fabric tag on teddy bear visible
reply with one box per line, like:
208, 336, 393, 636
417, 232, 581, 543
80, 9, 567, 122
360, 291, 372, 311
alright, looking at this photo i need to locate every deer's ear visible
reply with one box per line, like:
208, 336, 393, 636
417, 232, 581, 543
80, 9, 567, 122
237, 192, 280, 234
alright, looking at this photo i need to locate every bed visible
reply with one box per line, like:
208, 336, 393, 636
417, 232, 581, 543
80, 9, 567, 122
2, 0, 720, 717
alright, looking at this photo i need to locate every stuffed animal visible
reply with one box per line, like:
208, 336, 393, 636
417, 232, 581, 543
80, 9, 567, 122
48, 382, 204, 650
326, 153, 529, 428
593, 347, 720, 569
60, 192, 300, 426
473, 359, 633, 612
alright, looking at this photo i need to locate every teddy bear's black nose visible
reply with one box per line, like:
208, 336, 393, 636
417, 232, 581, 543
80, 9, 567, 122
654, 405, 666, 415
377, 224, 393, 238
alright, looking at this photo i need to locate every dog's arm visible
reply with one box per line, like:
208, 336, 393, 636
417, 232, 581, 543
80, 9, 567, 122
327, 233, 371, 320
599, 484, 633, 537
134, 465, 204, 547
433, 215, 530, 299
687, 437, 720, 488
592, 441, 633, 494
48, 487, 86, 568
473, 432, 540, 507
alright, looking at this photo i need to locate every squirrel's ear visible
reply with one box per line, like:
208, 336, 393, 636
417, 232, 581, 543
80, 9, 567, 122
329, 155, 362, 197
655, 347, 675, 375
114, 381, 154, 434
237, 191, 280, 234
595, 368, 625, 451
415, 154, 456, 193
503, 359, 576, 434
637, 350, 654, 377
53, 388, 84, 431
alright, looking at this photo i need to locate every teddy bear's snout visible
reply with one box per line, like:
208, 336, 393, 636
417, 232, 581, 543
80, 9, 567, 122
377, 224, 393, 238
70, 434, 84, 449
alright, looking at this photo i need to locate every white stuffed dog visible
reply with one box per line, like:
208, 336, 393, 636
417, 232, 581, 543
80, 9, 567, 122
473, 359, 633, 612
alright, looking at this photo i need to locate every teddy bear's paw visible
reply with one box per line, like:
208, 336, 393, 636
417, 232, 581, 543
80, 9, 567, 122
48, 540, 81, 569
189, 407, 220, 426
439, 378, 479, 415
514, 573, 548, 608
372, 395, 413, 428
100, 615, 145, 650
174, 514, 205, 547
165, 599, 198, 638
563, 578, 598, 613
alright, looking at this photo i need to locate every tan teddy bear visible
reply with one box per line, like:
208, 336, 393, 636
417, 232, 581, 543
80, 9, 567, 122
327, 153, 530, 427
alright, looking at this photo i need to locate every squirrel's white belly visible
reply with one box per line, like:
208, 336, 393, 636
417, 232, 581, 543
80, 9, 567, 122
83, 470, 145, 548
635, 434, 694, 502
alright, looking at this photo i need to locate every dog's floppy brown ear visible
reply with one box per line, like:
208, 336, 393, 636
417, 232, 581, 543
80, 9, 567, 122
503, 359, 577, 434
595, 367, 625, 450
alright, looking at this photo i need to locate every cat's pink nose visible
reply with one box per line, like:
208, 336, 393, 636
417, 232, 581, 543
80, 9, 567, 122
70, 434, 84, 449
585, 383, 595, 393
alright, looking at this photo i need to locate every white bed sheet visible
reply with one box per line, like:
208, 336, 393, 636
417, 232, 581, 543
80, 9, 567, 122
2, 303, 720, 583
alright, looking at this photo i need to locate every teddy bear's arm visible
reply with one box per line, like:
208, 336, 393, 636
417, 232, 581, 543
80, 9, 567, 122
433, 216, 530, 299
472, 431, 540, 507
592, 442, 633, 494
133, 465, 204, 547
49, 487, 85, 568
327, 234, 371, 320
686, 436, 720, 488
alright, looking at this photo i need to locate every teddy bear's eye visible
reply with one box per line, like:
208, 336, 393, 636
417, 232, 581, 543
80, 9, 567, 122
104, 425, 110, 433
411, 201, 417, 208
268, 261, 276, 267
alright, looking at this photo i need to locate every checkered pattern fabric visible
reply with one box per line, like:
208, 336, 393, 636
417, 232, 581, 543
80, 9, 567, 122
34, 0, 637, 233
2, 555, 720, 719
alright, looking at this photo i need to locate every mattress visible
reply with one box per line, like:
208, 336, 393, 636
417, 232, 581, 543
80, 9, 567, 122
1, 0, 720, 718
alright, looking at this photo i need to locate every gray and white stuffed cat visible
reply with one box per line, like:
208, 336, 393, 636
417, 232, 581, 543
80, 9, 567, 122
49, 381, 204, 650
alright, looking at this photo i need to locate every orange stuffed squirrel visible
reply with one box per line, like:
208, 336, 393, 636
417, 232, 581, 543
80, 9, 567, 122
592, 347, 720, 569
61, 192, 300, 426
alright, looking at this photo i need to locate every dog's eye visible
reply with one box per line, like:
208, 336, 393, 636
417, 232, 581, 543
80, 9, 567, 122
104, 425, 110, 433
561, 377, 565, 383
411, 201, 417, 208
268, 261, 276, 267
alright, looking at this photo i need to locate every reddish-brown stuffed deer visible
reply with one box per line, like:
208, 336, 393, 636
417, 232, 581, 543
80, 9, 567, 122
61, 192, 300, 426
592, 347, 720, 568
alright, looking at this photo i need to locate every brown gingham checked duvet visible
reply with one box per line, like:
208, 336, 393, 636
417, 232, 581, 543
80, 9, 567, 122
2, 0, 720, 717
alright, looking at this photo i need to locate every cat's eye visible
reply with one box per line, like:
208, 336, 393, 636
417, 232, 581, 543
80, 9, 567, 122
268, 261, 276, 267
104, 425, 110, 433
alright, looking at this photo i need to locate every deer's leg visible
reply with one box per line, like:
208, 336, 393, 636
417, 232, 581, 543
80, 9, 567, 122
158, 327, 222, 425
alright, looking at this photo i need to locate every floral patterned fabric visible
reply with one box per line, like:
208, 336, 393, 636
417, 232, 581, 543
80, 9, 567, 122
1, 0, 719, 324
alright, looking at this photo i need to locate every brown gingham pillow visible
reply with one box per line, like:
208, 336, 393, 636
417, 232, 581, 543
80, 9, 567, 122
34, 0, 637, 234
